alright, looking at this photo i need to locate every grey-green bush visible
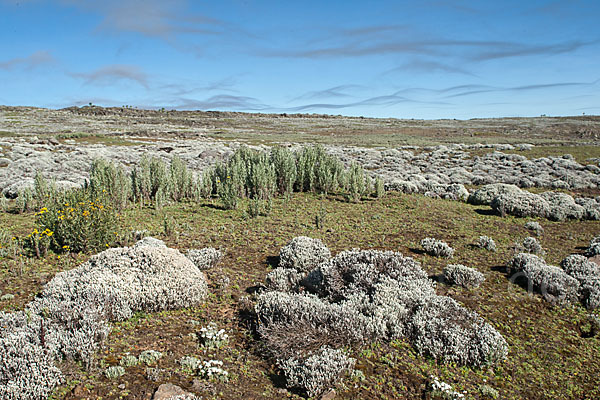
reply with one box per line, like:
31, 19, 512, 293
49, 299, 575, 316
89, 158, 130, 211
443, 264, 485, 288
421, 238, 454, 258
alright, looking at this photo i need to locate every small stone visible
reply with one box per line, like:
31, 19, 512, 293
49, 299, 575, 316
72, 384, 87, 396
118, 384, 126, 390
320, 389, 336, 400
588, 255, 600, 266
152, 383, 191, 400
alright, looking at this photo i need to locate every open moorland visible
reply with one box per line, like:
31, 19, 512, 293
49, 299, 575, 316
1, 106, 600, 400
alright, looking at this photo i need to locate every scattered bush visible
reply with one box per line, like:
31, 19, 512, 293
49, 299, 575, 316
507, 253, 580, 304
480, 384, 499, 399
119, 354, 138, 367
421, 238, 454, 258
104, 366, 125, 379
430, 375, 466, 399
278, 346, 355, 398
185, 248, 223, 270
515, 236, 545, 256
443, 264, 485, 289
476, 236, 496, 252
560, 255, 600, 310
139, 350, 163, 365
585, 236, 600, 257
524, 221, 544, 236
180, 357, 228, 382
279, 236, 331, 273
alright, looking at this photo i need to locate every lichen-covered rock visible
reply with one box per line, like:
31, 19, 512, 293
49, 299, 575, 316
585, 236, 600, 257
279, 236, 331, 273
0, 312, 63, 400
540, 192, 585, 221
257, 246, 507, 378
524, 221, 544, 236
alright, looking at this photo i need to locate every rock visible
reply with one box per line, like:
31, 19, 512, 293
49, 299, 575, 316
71, 384, 88, 397
589, 255, 600, 267
152, 383, 191, 400
321, 389, 336, 400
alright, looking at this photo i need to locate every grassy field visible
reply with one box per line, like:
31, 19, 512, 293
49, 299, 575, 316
1, 190, 599, 400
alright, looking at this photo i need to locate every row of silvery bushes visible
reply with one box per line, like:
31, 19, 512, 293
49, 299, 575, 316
14, 145, 385, 216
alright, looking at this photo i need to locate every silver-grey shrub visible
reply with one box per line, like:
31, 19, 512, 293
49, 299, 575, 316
409, 296, 508, 366
279, 236, 331, 273
516, 236, 545, 256
507, 253, 580, 304
560, 254, 600, 310
491, 191, 550, 218
443, 264, 485, 289
0, 312, 63, 400
256, 244, 507, 375
168, 155, 194, 202
346, 162, 368, 202
476, 236, 496, 252
420, 237, 454, 258
585, 236, 600, 257
540, 191, 585, 221
271, 146, 297, 195
89, 158, 131, 211
278, 346, 355, 398
468, 183, 521, 206
0, 239, 208, 399
185, 247, 223, 270
524, 221, 544, 236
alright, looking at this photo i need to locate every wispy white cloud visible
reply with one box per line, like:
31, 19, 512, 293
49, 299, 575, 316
0, 50, 55, 70
59, 0, 225, 40
70, 64, 150, 88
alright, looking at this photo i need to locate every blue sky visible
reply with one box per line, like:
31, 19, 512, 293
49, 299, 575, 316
1, 0, 599, 119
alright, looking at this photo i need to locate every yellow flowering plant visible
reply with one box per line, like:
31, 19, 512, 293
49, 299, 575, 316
34, 187, 119, 253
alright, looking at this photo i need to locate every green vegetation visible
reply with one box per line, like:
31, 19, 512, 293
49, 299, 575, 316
1, 189, 599, 399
